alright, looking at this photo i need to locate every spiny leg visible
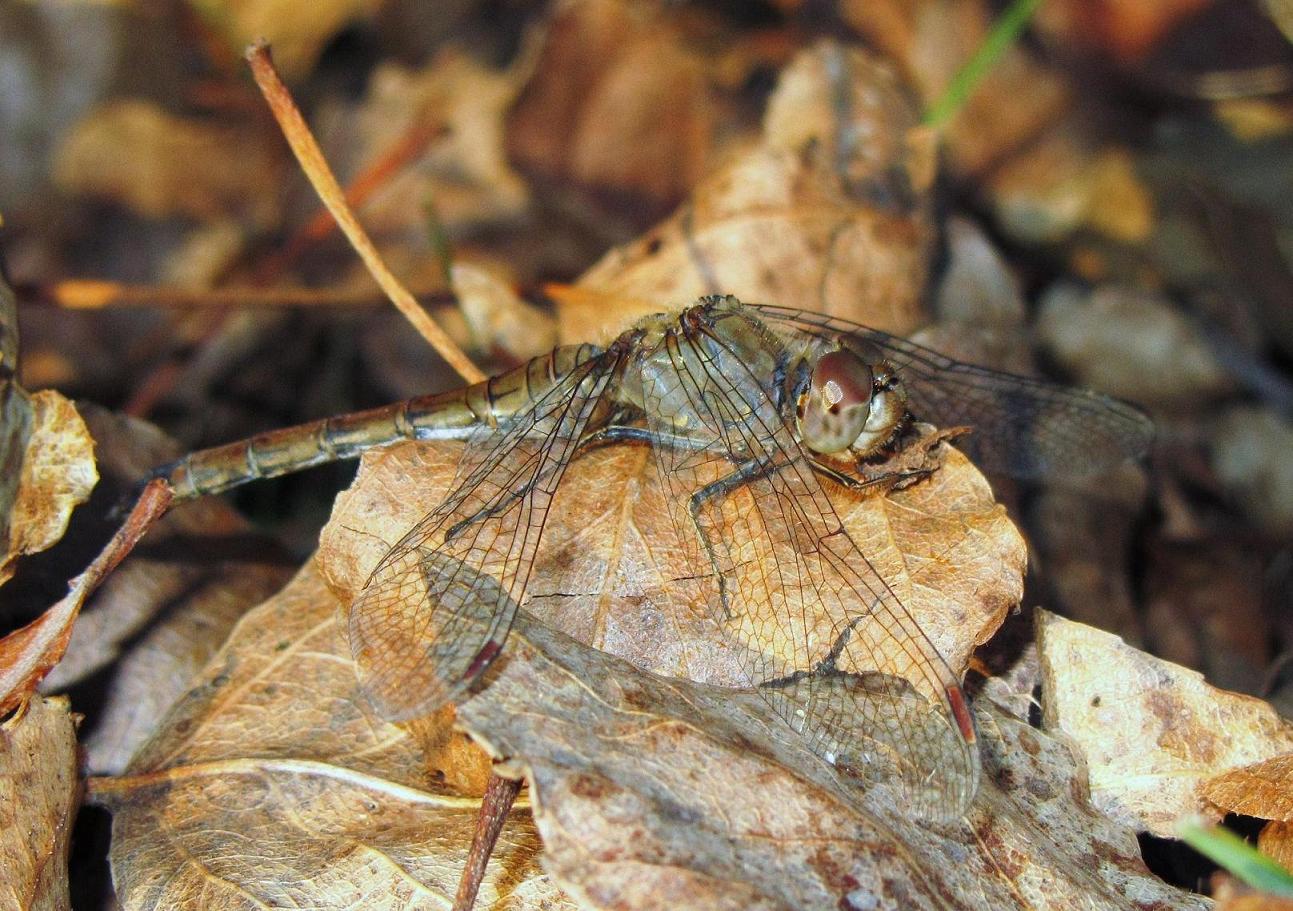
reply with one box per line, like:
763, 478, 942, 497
806, 455, 933, 492
686, 455, 786, 620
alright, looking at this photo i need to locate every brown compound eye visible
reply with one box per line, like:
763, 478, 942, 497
797, 350, 875, 454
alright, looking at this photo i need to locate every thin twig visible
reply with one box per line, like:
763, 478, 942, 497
245, 40, 484, 384
30, 279, 455, 311
453, 773, 523, 911
0, 480, 173, 717
253, 116, 448, 283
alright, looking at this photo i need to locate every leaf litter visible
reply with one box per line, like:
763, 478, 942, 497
5, 0, 1293, 906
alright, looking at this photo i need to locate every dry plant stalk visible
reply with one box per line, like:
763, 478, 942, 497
244, 40, 484, 385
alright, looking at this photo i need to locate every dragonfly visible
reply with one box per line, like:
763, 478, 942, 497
158, 294, 1153, 820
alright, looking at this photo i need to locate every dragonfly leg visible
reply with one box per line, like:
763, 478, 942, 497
806, 455, 933, 492
686, 455, 781, 621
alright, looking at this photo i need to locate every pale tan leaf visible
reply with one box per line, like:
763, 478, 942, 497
320, 437, 1022, 696
1213, 876, 1293, 911
0, 695, 78, 911
191, 0, 382, 80
568, 40, 934, 341
53, 99, 284, 226
454, 614, 1208, 911
1, 390, 97, 585
93, 564, 571, 911
839, 0, 1071, 178
451, 262, 557, 362
349, 49, 532, 234
1202, 754, 1293, 822
1038, 611, 1293, 836
1260, 820, 1293, 872
507, 0, 716, 205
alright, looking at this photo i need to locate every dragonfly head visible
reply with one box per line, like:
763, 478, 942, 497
796, 348, 907, 456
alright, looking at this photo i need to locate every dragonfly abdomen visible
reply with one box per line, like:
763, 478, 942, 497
158, 343, 603, 501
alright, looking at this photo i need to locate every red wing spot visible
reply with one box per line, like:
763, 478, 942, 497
464, 640, 503, 681
947, 685, 976, 744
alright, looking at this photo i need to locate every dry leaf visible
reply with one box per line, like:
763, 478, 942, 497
347, 49, 531, 234
987, 132, 1155, 246
1213, 876, 1293, 911
93, 563, 572, 911
1034, 0, 1217, 64
1143, 543, 1272, 694
1211, 407, 1293, 541
840, 0, 1072, 178
1202, 754, 1293, 822
320, 438, 1023, 696
0, 390, 97, 585
507, 0, 715, 205
1027, 463, 1149, 647
0, 695, 79, 911
190, 0, 381, 80
569, 40, 934, 339
1260, 820, 1293, 871
454, 613, 1209, 911
53, 99, 284, 226
1038, 610, 1293, 836
1035, 282, 1232, 408
451, 262, 557, 362
41, 406, 294, 774
0, 262, 96, 585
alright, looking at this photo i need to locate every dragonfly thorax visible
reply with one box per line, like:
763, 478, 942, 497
795, 347, 907, 457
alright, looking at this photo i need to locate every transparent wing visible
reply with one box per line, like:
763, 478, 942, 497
348, 351, 620, 721
639, 314, 980, 821
750, 303, 1155, 479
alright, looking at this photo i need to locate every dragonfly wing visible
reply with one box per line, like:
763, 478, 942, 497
640, 315, 980, 821
348, 351, 620, 721
751, 303, 1155, 479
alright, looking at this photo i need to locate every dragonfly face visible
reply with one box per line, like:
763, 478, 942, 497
794, 347, 908, 459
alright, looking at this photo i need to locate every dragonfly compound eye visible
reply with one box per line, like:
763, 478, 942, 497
797, 350, 875, 454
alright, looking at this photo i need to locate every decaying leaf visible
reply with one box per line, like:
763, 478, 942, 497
1033, 0, 1217, 64
840, 0, 1071, 178
0, 262, 97, 584
1038, 610, 1293, 836
1212, 882, 1293, 911
92, 563, 572, 911
451, 262, 557, 363
568, 40, 934, 340
42, 406, 294, 775
320, 437, 1023, 696
347, 48, 532, 234
1260, 820, 1293, 872
1202, 753, 1293, 822
0, 695, 79, 911
0, 390, 97, 586
189, 0, 382, 81
53, 99, 284, 226
454, 613, 1209, 911
507, 0, 716, 205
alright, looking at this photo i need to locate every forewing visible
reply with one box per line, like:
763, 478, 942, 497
751, 304, 1154, 479
640, 316, 980, 821
348, 352, 619, 721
